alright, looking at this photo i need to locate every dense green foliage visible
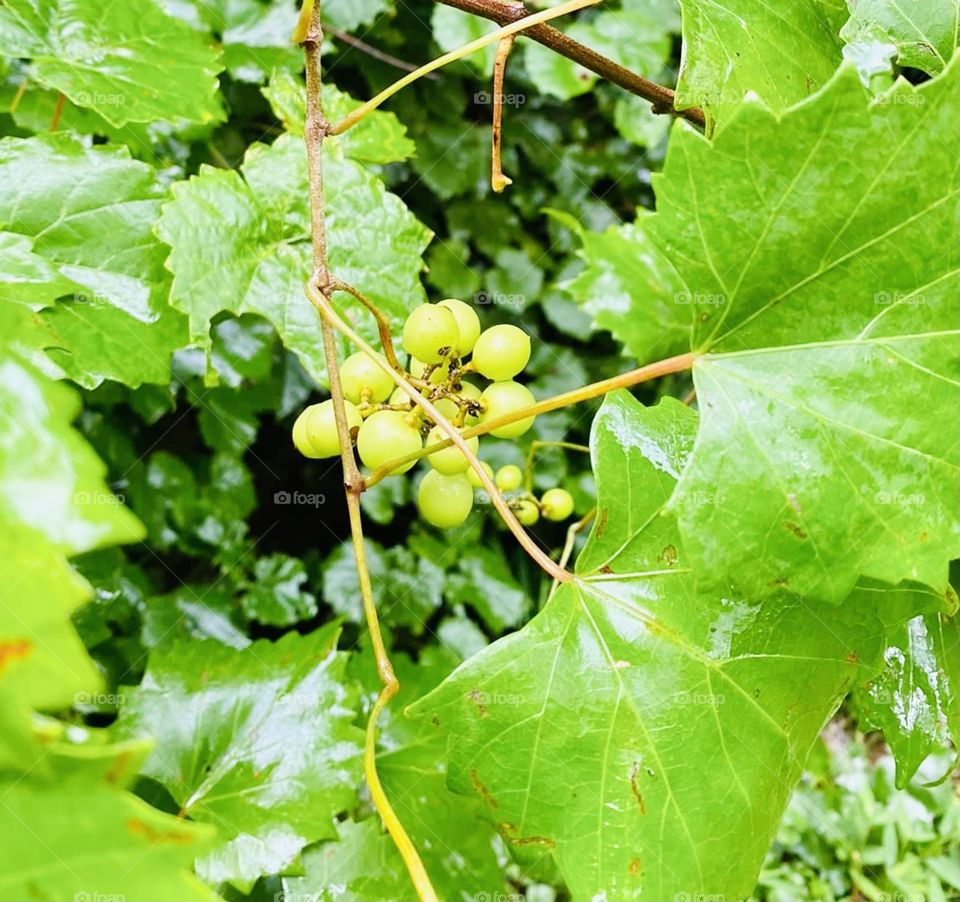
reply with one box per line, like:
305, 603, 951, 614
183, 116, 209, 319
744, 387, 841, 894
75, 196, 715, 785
0, 0, 958, 900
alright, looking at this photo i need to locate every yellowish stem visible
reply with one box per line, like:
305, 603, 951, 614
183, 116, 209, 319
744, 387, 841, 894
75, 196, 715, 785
330, 0, 601, 135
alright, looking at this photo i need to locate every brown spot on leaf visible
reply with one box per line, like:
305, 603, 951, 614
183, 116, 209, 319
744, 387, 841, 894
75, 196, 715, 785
845, 651, 859, 665
785, 522, 807, 539
126, 818, 196, 845
470, 769, 498, 810
628, 858, 642, 877
105, 750, 133, 785
599, 564, 614, 575
919, 532, 928, 542
466, 689, 488, 718
658, 545, 678, 566
0, 640, 32, 674
498, 821, 556, 848
629, 762, 646, 815
597, 508, 608, 537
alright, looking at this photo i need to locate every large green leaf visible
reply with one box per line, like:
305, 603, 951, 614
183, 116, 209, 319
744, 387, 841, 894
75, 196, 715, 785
157, 135, 431, 385
841, 0, 960, 75
0, 776, 218, 901
675, 0, 847, 127
0, 0, 223, 126
647, 65, 960, 604
409, 392, 937, 901
115, 625, 364, 888
0, 135, 187, 388
565, 214, 690, 364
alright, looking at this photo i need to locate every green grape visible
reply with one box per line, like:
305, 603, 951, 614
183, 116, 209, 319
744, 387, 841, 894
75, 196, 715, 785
438, 298, 481, 355
471, 324, 530, 381
433, 396, 459, 420
480, 381, 536, 438
410, 358, 447, 385
418, 470, 474, 528
389, 386, 413, 407
356, 410, 422, 474
339, 351, 394, 404
293, 400, 362, 459
426, 425, 480, 475
467, 460, 493, 488
495, 464, 523, 492
403, 304, 459, 364
514, 499, 540, 526
541, 487, 575, 521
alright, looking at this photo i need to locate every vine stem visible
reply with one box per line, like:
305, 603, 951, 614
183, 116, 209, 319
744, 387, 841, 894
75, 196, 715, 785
434, 0, 706, 129
491, 34, 515, 193
299, 9, 439, 902
330, 0, 601, 135
366, 352, 697, 484
306, 281, 571, 584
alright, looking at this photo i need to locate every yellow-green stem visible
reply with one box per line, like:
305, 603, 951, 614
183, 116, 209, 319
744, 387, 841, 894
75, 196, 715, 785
330, 0, 601, 135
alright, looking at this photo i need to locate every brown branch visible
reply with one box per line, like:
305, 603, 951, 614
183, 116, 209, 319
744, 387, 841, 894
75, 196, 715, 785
435, 0, 706, 129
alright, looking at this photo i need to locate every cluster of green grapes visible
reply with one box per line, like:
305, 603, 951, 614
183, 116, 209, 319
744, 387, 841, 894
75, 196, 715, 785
292, 298, 575, 530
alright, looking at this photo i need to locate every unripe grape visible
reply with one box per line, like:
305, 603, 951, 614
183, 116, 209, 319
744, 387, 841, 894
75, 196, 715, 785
418, 470, 474, 528
433, 396, 459, 420
403, 304, 459, 364
495, 464, 523, 492
438, 298, 481, 355
467, 461, 494, 488
480, 381, 535, 438
514, 499, 540, 526
471, 324, 530, 381
426, 425, 479, 475
389, 387, 413, 407
410, 358, 447, 385
293, 400, 362, 459
357, 410, 422, 474
541, 487, 575, 521
339, 352, 394, 404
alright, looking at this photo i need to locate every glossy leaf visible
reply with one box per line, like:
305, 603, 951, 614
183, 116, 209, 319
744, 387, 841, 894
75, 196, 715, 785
0, 135, 187, 388
0, 0, 223, 126
409, 392, 937, 901
841, 0, 960, 75
675, 0, 847, 127
0, 776, 218, 901
648, 65, 960, 604
158, 135, 431, 385
241, 553, 318, 627
566, 214, 690, 364
115, 625, 364, 887
860, 609, 960, 787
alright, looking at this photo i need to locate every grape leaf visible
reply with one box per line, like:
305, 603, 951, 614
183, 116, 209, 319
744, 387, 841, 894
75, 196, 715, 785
115, 625, 364, 888
0, 0, 223, 126
261, 71, 416, 164
409, 392, 939, 901
0, 135, 188, 388
323, 0, 391, 33
675, 0, 847, 127
565, 214, 690, 364
841, 0, 960, 75
648, 64, 960, 604
157, 134, 431, 385
0, 776, 219, 901
241, 553, 319, 627
860, 608, 960, 787
158, 0, 301, 83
